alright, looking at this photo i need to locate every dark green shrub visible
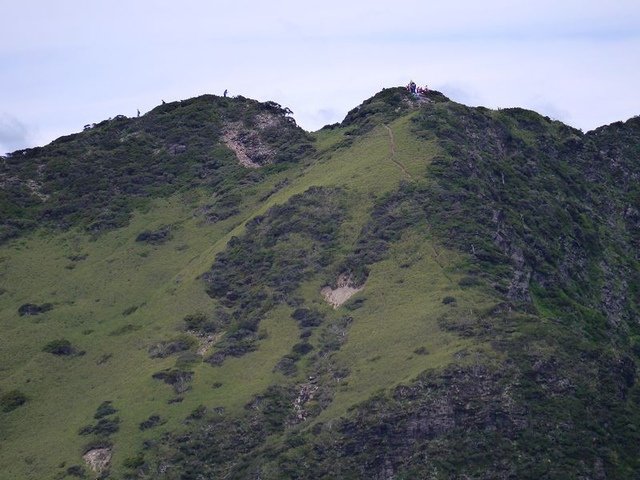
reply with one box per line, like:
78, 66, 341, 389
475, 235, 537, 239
442, 296, 456, 305
42, 339, 74, 356
274, 357, 297, 376
291, 308, 324, 328
292, 342, 314, 356
206, 334, 258, 366
79, 417, 120, 436
299, 329, 312, 339
135, 226, 172, 245
188, 405, 207, 420
183, 312, 218, 333
139, 415, 162, 431
1, 390, 27, 412
94, 401, 117, 419
18, 303, 53, 316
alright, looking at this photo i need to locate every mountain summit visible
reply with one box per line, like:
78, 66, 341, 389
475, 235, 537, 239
1, 87, 640, 479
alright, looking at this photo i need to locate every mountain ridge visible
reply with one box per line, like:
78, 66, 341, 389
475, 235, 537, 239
1, 86, 640, 479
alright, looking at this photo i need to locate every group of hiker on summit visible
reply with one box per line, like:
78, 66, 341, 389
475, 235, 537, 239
407, 81, 429, 97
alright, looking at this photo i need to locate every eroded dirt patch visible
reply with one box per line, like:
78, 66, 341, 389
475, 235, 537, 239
83, 447, 111, 473
221, 113, 287, 168
321, 274, 364, 308
221, 127, 263, 168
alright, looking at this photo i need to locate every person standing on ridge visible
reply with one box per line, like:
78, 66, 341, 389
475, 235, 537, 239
224, 89, 228, 97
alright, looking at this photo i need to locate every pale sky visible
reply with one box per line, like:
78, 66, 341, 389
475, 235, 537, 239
1, 0, 639, 154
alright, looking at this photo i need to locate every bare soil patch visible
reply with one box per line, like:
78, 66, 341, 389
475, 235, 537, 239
83, 447, 111, 473
321, 274, 364, 308
221, 126, 263, 168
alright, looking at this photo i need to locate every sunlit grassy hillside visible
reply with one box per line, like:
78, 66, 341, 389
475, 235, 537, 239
2, 87, 640, 479
0, 99, 482, 478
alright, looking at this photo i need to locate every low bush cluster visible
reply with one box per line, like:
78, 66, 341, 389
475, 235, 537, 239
78, 401, 120, 448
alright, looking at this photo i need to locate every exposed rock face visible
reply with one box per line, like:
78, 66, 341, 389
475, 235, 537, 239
321, 274, 363, 308
324, 365, 527, 479
291, 382, 319, 423
83, 447, 111, 473
222, 113, 291, 168
222, 126, 265, 168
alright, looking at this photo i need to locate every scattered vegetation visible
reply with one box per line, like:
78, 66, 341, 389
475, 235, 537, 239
203, 187, 346, 364
141, 94, 640, 478
4, 88, 640, 479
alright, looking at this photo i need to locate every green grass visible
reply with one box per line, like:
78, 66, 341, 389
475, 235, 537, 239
0, 104, 482, 479
314, 230, 490, 422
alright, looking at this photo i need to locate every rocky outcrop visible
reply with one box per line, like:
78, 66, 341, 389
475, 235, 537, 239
83, 447, 111, 473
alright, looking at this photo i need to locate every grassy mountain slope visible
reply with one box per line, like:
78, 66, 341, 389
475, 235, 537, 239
1, 88, 639, 479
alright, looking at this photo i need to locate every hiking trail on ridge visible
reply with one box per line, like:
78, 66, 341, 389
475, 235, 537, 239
383, 124, 413, 180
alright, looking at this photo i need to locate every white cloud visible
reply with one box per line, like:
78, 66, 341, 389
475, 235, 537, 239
1, 1, 639, 149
